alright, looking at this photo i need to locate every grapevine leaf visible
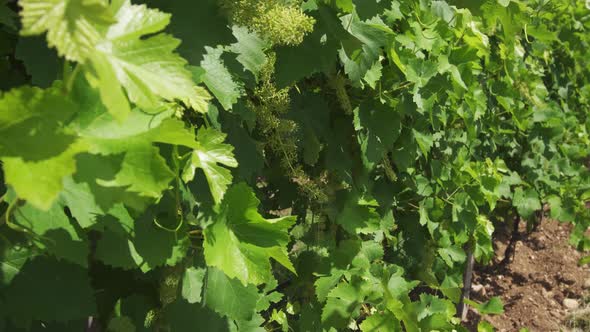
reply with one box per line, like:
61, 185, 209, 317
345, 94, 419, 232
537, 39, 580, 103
315, 271, 344, 303
60, 174, 123, 229
164, 299, 230, 332
321, 282, 363, 329
0, 244, 35, 286
107, 316, 135, 332
430, 1, 455, 24
3, 256, 96, 323
201, 46, 243, 110
437, 246, 466, 267
235, 313, 266, 332
0, 85, 74, 155
353, 101, 402, 169
512, 187, 541, 218
0, 86, 89, 210
0, 0, 16, 29
405, 58, 438, 88
100, 144, 174, 198
289, 92, 331, 166
477, 321, 495, 332
12, 202, 89, 266
19, 0, 114, 62
182, 128, 238, 205
204, 267, 260, 320
274, 5, 342, 88
15, 36, 60, 88
547, 195, 574, 222
70, 78, 197, 148
141, 0, 236, 65
336, 196, 383, 234
223, 116, 264, 181
89, 1, 204, 119
437, 55, 467, 90
93, 207, 138, 269
338, 14, 391, 87
230, 26, 269, 80
360, 312, 400, 332
412, 129, 434, 157
132, 209, 189, 271
95, 229, 140, 270
415, 294, 456, 321
181, 266, 206, 304
3, 141, 87, 210
203, 183, 296, 285
464, 297, 504, 315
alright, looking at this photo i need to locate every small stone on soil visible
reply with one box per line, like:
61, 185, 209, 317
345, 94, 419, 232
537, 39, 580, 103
563, 298, 580, 310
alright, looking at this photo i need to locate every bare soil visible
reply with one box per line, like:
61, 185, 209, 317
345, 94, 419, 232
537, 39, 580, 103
465, 220, 590, 331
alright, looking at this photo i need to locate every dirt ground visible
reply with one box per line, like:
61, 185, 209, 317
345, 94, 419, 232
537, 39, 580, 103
465, 220, 590, 331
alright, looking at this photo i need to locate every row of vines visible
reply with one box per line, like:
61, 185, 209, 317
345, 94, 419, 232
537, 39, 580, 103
0, 0, 589, 331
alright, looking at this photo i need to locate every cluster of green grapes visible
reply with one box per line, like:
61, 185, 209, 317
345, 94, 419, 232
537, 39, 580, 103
219, 0, 315, 45
217, 0, 327, 202
249, 54, 328, 203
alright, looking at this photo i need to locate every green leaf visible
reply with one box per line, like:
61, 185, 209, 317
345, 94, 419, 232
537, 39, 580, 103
336, 196, 383, 235
437, 55, 467, 90
405, 58, 438, 88
236, 313, 266, 332
15, 36, 61, 88
338, 14, 391, 87
438, 246, 466, 267
230, 26, 269, 80
201, 46, 243, 110
181, 266, 205, 304
477, 321, 495, 332
182, 128, 238, 205
102, 144, 175, 198
315, 272, 344, 303
321, 282, 363, 329
203, 183, 296, 285
87, 1, 204, 119
0, 244, 35, 287
3, 141, 86, 210
415, 294, 456, 321
19, 0, 114, 62
21, 0, 205, 119
205, 267, 260, 320
0, 1, 16, 29
132, 208, 189, 271
142, 0, 236, 65
95, 229, 140, 270
274, 7, 340, 88
3, 256, 96, 323
546, 195, 574, 222
465, 297, 504, 315
413, 130, 434, 157
164, 299, 229, 332
579, 255, 590, 266
13, 202, 89, 266
360, 312, 400, 332
512, 187, 541, 218
0, 86, 87, 210
353, 101, 402, 170
107, 317, 136, 332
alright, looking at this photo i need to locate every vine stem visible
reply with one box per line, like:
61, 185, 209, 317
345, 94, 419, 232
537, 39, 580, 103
62, 62, 81, 93
66, 65, 81, 92
458, 247, 475, 321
